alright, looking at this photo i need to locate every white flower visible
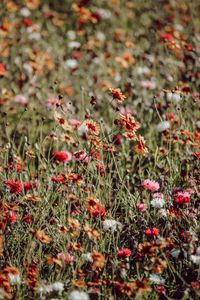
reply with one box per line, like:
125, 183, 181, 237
65, 59, 78, 69
20, 7, 30, 17
158, 209, 167, 218
196, 121, 200, 129
167, 92, 181, 102
190, 246, 200, 264
68, 290, 90, 300
96, 32, 106, 42
82, 253, 93, 263
170, 248, 181, 258
97, 9, 112, 19
77, 124, 88, 136
102, 219, 123, 232
68, 41, 81, 49
28, 32, 41, 41
67, 30, 76, 40
137, 66, 150, 75
151, 198, 165, 208
156, 121, 170, 133
8, 274, 21, 285
196, 246, 200, 255
149, 274, 165, 285
51, 282, 64, 295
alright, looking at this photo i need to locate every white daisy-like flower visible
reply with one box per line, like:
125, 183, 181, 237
65, 59, 78, 69
67, 30, 76, 40
151, 198, 165, 208
68, 290, 90, 300
82, 253, 93, 263
68, 41, 81, 49
20, 7, 31, 17
149, 274, 165, 285
156, 121, 170, 133
167, 92, 181, 102
102, 219, 123, 232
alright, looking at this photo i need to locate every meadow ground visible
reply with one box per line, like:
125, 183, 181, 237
0, 0, 200, 299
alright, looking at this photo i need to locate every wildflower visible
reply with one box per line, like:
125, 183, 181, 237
117, 248, 132, 258
149, 274, 165, 285
143, 179, 160, 191
91, 251, 105, 269
190, 247, 200, 264
52, 151, 72, 162
109, 88, 126, 102
136, 203, 147, 211
68, 290, 90, 300
3, 211, 17, 224
35, 230, 51, 244
65, 59, 78, 69
102, 219, 123, 232
156, 121, 170, 133
73, 151, 89, 162
14, 94, 27, 105
145, 227, 159, 237
82, 253, 93, 263
174, 191, 190, 206
6, 179, 22, 194
166, 92, 181, 102
23, 181, 32, 192
134, 135, 148, 156
151, 193, 165, 208
83, 119, 100, 135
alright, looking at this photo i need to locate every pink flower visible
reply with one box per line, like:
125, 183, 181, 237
73, 150, 89, 162
14, 94, 27, 105
117, 248, 132, 258
69, 119, 81, 127
136, 203, 146, 211
47, 97, 61, 108
153, 193, 164, 199
57, 252, 74, 265
143, 179, 160, 191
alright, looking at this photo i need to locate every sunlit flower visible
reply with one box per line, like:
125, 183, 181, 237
102, 219, 123, 232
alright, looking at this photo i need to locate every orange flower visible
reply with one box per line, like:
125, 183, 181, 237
119, 113, 140, 132
83, 223, 100, 241
35, 230, 51, 244
91, 251, 105, 269
67, 173, 83, 185
83, 119, 100, 135
109, 88, 126, 102
134, 135, 148, 156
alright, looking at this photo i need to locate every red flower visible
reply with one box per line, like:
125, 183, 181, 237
52, 151, 72, 162
22, 18, 33, 27
4, 211, 17, 224
174, 191, 190, 206
6, 179, 22, 194
23, 215, 33, 224
51, 174, 65, 183
145, 227, 159, 237
117, 248, 132, 258
193, 151, 200, 159
23, 181, 32, 192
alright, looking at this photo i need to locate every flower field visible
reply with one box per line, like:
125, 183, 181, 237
0, 0, 200, 299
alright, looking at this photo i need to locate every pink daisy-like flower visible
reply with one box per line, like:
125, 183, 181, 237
142, 179, 160, 191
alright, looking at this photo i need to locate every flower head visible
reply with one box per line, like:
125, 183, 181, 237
143, 179, 160, 191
